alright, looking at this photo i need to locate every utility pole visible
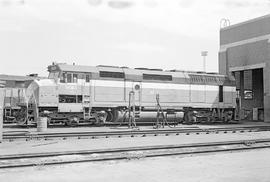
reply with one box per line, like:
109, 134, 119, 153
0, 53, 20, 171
201, 51, 208, 72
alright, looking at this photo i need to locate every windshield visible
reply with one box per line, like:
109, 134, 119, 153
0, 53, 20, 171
48, 72, 59, 79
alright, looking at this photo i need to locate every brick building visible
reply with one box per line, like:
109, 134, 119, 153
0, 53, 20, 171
219, 14, 270, 122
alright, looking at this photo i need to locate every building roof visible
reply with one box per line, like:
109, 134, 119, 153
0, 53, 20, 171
0, 74, 38, 81
220, 14, 270, 31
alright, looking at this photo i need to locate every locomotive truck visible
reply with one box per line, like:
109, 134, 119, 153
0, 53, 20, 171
24, 63, 237, 126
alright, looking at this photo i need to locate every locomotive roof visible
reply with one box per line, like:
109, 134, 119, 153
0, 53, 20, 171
0, 74, 38, 81
54, 64, 99, 73
47, 63, 235, 86
53, 63, 227, 78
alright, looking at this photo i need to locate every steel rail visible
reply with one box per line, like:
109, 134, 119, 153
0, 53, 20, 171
3, 126, 270, 140
5, 126, 270, 136
1, 138, 270, 169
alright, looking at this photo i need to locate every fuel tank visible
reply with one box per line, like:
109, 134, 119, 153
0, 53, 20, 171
113, 110, 184, 123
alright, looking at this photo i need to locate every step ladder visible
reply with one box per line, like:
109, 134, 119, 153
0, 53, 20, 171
118, 91, 141, 128
83, 107, 91, 120
82, 79, 91, 121
127, 91, 140, 128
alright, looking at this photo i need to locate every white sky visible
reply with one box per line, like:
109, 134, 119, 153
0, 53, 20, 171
0, 0, 269, 76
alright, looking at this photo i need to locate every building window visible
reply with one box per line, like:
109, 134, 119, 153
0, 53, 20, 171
143, 74, 172, 81
244, 90, 253, 99
219, 86, 223, 102
233, 71, 241, 90
99, 71, 124, 78
244, 70, 252, 90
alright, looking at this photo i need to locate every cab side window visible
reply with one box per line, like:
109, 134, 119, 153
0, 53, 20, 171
73, 74, 78, 83
60, 73, 66, 83
86, 74, 90, 83
67, 73, 72, 83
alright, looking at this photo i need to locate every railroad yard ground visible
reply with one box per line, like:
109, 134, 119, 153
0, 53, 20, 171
2, 125, 270, 156
1, 121, 270, 181
1, 149, 270, 182
1, 120, 270, 156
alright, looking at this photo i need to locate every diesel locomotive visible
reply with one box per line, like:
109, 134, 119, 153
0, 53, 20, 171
24, 63, 237, 126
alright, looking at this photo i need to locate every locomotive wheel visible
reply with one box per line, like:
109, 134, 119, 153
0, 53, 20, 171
224, 116, 228, 123
16, 117, 27, 126
66, 116, 79, 127
223, 112, 232, 123
94, 120, 105, 126
105, 111, 114, 122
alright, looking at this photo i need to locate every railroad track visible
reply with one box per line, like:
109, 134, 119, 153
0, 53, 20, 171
3, 125, 270, 141
1, 138, 270, 169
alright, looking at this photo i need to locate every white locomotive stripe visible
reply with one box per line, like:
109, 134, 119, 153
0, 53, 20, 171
190, 85, 204, 91
205, 85, 219, 91
93, 80, 190, 90
125, 82, 133, 87
92, 80, 124, 87
91, 79, 235, 91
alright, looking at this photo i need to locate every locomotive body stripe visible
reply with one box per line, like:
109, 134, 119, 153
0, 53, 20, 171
93, 80, 124, 87
91, 79, 234, 91
205, 85, 219, 91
